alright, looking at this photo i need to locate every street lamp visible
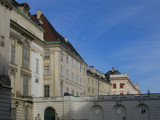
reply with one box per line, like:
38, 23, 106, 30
15, 101, 19, 107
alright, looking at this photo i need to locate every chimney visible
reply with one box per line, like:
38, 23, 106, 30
112, 67, 115, 72
89, 66, 95, 73
99, 71, 102, 77
37, 9, 42, 19
96, 70, 99, 75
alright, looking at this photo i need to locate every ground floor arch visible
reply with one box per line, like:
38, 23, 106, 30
44, 107, 55, 120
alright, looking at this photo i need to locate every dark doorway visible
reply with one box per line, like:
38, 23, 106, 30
44, 107, 55, 120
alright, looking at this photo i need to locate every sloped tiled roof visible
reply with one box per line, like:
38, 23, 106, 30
31, 14, 84, 61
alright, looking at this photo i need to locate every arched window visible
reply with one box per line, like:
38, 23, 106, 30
44, 107, 55, 120
23, 42, 29, 69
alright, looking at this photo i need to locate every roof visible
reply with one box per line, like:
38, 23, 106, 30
105, 70, 121, 80
87, 70, 110, 83
31, 14, 84, 61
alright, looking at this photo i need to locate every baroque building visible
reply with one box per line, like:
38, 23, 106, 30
1, 0, 156, 120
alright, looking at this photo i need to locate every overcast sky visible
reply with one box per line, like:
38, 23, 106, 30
16, 0, 160, 93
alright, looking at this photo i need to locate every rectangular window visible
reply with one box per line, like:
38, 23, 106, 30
11, 44, 15, 63
44, 65, 50, 75
72, 59, 74, 67
66, 54, 69, 64
23, 42, 29, 69
80, 78, 82, 84
80, 64, 81, 72
92, 79, 94, 84
45, 49, 50, 58
76, 75, 78, 83
92, 88, 94, 93
1, 36, 5, 47
23, 75, 28, 96
113, 83, 116, 89
88, 87, 90, 92
60, 49, 63, 62
72, 90, 74, 96
66, 69, 69, 79
83, 67, 85, 76
88, 78, 90, 83
76, 61, 78, 69
44, 85, 50, 97
72, 73, 74, 81
36, 58, 39, 74
120, 93, 124, 96
25, 107, 29, 120
60, 85, 63, 96
66, 87, 69, 93
60, 66, 63, 76
120, 83, 124, 88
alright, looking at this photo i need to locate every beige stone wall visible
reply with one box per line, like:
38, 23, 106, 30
43, 46, 87, 97
86, 74, 112, 96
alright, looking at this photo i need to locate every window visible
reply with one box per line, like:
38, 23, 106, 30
92, 79, 94, 84
23, 75, 28, 96
66, 69, 69, 79
80, 64, 81, 72
66, 54, 69, 64
80, 78, 82, 84
24, 107, 29, 120
11, 44, 15, 63
60, 66, 63, 76
11, 108, 16, 120
72, 59, 74, 67
72, 73, 74, 81
72, 90, 74, 95
92, 88, 94, 93
76, 61, 78, 69
23, 42, 29, 69
44, 85, 50, 97
88, 78, 90, 83
76, 75, 78, 83
1, 36, 5, 47
120, 83, 124, 88
45, 49, 50, 58
83, 67, 85, 76
113, 83, 116, 89
77, 92, 78, 96
60, 49, 63, 62
66, 87, 69, 93
44, 65, 50, 75
60, 85, 63, 96
36, 58, 39, 74
88, 87, 90, 92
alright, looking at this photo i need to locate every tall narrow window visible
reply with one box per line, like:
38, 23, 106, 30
36, 58, 39, 74
44, 85, 50, 97
11, 44, 15, 63
72, 73, 74, 81
80, 78, 82, 84
60, 49, 63, 62
76, 75, 78, 83
88, 78, 90, 83
113, 83, 116, 89
72, 90, 74, 96
23, 42, 29, 69
83, 68, 85, 75
66, 69, 69, 79
23, 75, 28, 96
60, 85, 63, 96
120, 83, 124, 88
25, 107, 29, 120
88, 87, 90, 92
66, 87, 69, 93
44, 65, 50, 75
80, 64, 81, 72
45, 49, 50, 58
66, 54, 69, 64
60, 66, 63, 76
72, 59, 74, 67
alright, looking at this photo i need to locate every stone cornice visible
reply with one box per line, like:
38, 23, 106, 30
0, 0, 13, 10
